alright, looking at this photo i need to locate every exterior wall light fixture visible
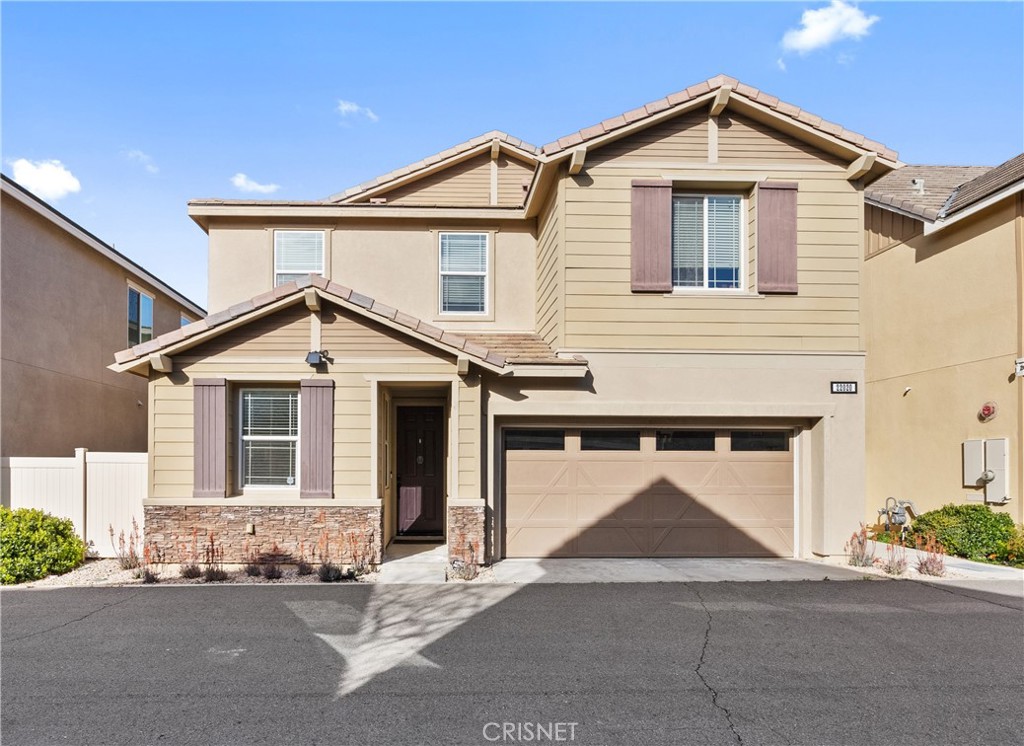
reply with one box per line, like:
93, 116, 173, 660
305, 350, 330, 366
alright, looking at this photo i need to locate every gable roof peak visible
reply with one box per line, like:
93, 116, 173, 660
541, 73, 899, 163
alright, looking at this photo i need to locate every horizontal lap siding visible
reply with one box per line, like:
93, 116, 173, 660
187, 304, 309, 358
865, 204, 923, 256
589, 111, 707, 165
374, 153, 492, 206
497, 156, 535, 206
718, 113, 847, 166
150, 303, 457, 501
458, 380, 481, 499
564, 162, 862, 350
536, 178, 564, 348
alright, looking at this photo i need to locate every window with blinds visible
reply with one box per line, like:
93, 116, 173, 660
671, 195, 742, 290
439, 232, 488, 314
274, 230, 325, 286
239, 389, 299, 488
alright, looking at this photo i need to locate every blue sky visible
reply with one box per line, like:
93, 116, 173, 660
3, 1, 1022, 308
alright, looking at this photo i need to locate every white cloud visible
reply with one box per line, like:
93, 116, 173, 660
230, 173, 280, 194
781, 1, 879, 55
10, 158, 81, 200
337, 99, 379, 123
124, 149, 159, 174
776, 58, 787, 72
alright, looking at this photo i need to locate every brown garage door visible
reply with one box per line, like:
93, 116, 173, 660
503, 428, 793, 558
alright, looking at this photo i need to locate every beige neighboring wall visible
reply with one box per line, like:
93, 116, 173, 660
559, 105, 864, 351
1, 185, 202, 458
864, 197, 1023, 522
207, 220, 535, 330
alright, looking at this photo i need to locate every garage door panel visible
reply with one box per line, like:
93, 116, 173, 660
577, 461, 646, 487
577, 492, 647, 521
576, 526, 647, 556
504, 427, 794, 559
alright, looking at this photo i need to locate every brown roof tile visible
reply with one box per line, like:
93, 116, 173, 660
944, 153, 1024, 215
866, 164, 994, 220
539, 73, 899, 162
113, 275, 588, 372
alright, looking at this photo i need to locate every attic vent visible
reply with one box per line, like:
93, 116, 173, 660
910, 178, 925, 195
369, 197, 387, 205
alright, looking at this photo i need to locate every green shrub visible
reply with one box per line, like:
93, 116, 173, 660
993, 524, 1024, 567
1, 506, 87, 584
908, 504, 1015, 561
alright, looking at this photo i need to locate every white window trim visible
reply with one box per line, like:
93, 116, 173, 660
670, 193, 747, 294
438, 231, 489, 316
273, 229, 326, 287
236, 387, 300, 494
126, 281, 155, 347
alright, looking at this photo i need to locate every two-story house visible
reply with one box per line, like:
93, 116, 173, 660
1, 175, 204, 472
111, 75, 901, 566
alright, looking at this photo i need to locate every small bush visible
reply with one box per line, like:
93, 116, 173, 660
202, 565, 229, 582
318, 562, 346, 583
261, 563, 283, 580
880, 542, 907, 576
141, 568, 160, 584
845, 524, 875, 567
1, 506, 87, 585
180, 563, 202, 579
909, 504, 1015, 561
994, 525, 1024, 567
244, 561, 262, 577
110, 519, 142, 571
915, 533, 946, 577
296, 559, 313, 576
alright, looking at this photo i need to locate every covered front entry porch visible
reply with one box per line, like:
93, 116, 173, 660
372, 376, 487, 567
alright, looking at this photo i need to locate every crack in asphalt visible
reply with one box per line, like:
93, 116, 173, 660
689, 584, 743, 746
915, 580, 1022, 611
5, 589, 147, 643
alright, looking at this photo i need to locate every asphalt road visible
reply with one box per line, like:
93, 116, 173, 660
2, 580, 1022, 746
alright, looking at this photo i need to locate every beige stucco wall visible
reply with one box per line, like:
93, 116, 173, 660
864, 198, 1023, 522
206, 219, 536, 331
1, 195, 198, 458
485, 351, 866, 557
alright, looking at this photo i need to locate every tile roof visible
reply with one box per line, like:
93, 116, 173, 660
943, 153, 1024, 216
540, 74, 900, 163
113, 275, 585, 370
460, 333, 584, 365
329, 130, 540, 203
865, 165, 992, 221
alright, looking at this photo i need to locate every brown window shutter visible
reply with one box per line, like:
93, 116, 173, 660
757, 182, 799, 294
630, 179, 673, 292
300, 379, 334, 498
193, 379, 227, 498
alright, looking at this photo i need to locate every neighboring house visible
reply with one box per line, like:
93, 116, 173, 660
0, 175, 205, 470
864, 154, 1024, 523
112, 74, 903, 566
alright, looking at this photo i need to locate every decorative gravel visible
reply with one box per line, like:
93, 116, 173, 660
11, 558, 372, 588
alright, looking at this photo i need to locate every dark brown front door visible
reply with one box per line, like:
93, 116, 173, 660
396, 406, 445, 536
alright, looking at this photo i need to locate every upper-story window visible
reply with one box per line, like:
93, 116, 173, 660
439, 232, 488, 314
274, 230, 324, 286
127, 285, 154, 346
672, 195, 743, 290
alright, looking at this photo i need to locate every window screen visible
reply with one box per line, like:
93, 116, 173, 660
656, 431, 716, 451
505, 430, 565, 451
580, 430, 641, 451
275, 231, 324, 286
440, 233, 487, 313
240, 389, 299, 486
730, 430, 789, 452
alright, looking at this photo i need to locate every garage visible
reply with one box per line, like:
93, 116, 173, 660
503, 427, 794, 558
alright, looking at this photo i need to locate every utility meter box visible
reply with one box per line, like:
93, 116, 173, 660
963, 438, 1010, 503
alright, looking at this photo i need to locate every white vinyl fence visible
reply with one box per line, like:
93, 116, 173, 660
1, 449, 146, 558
